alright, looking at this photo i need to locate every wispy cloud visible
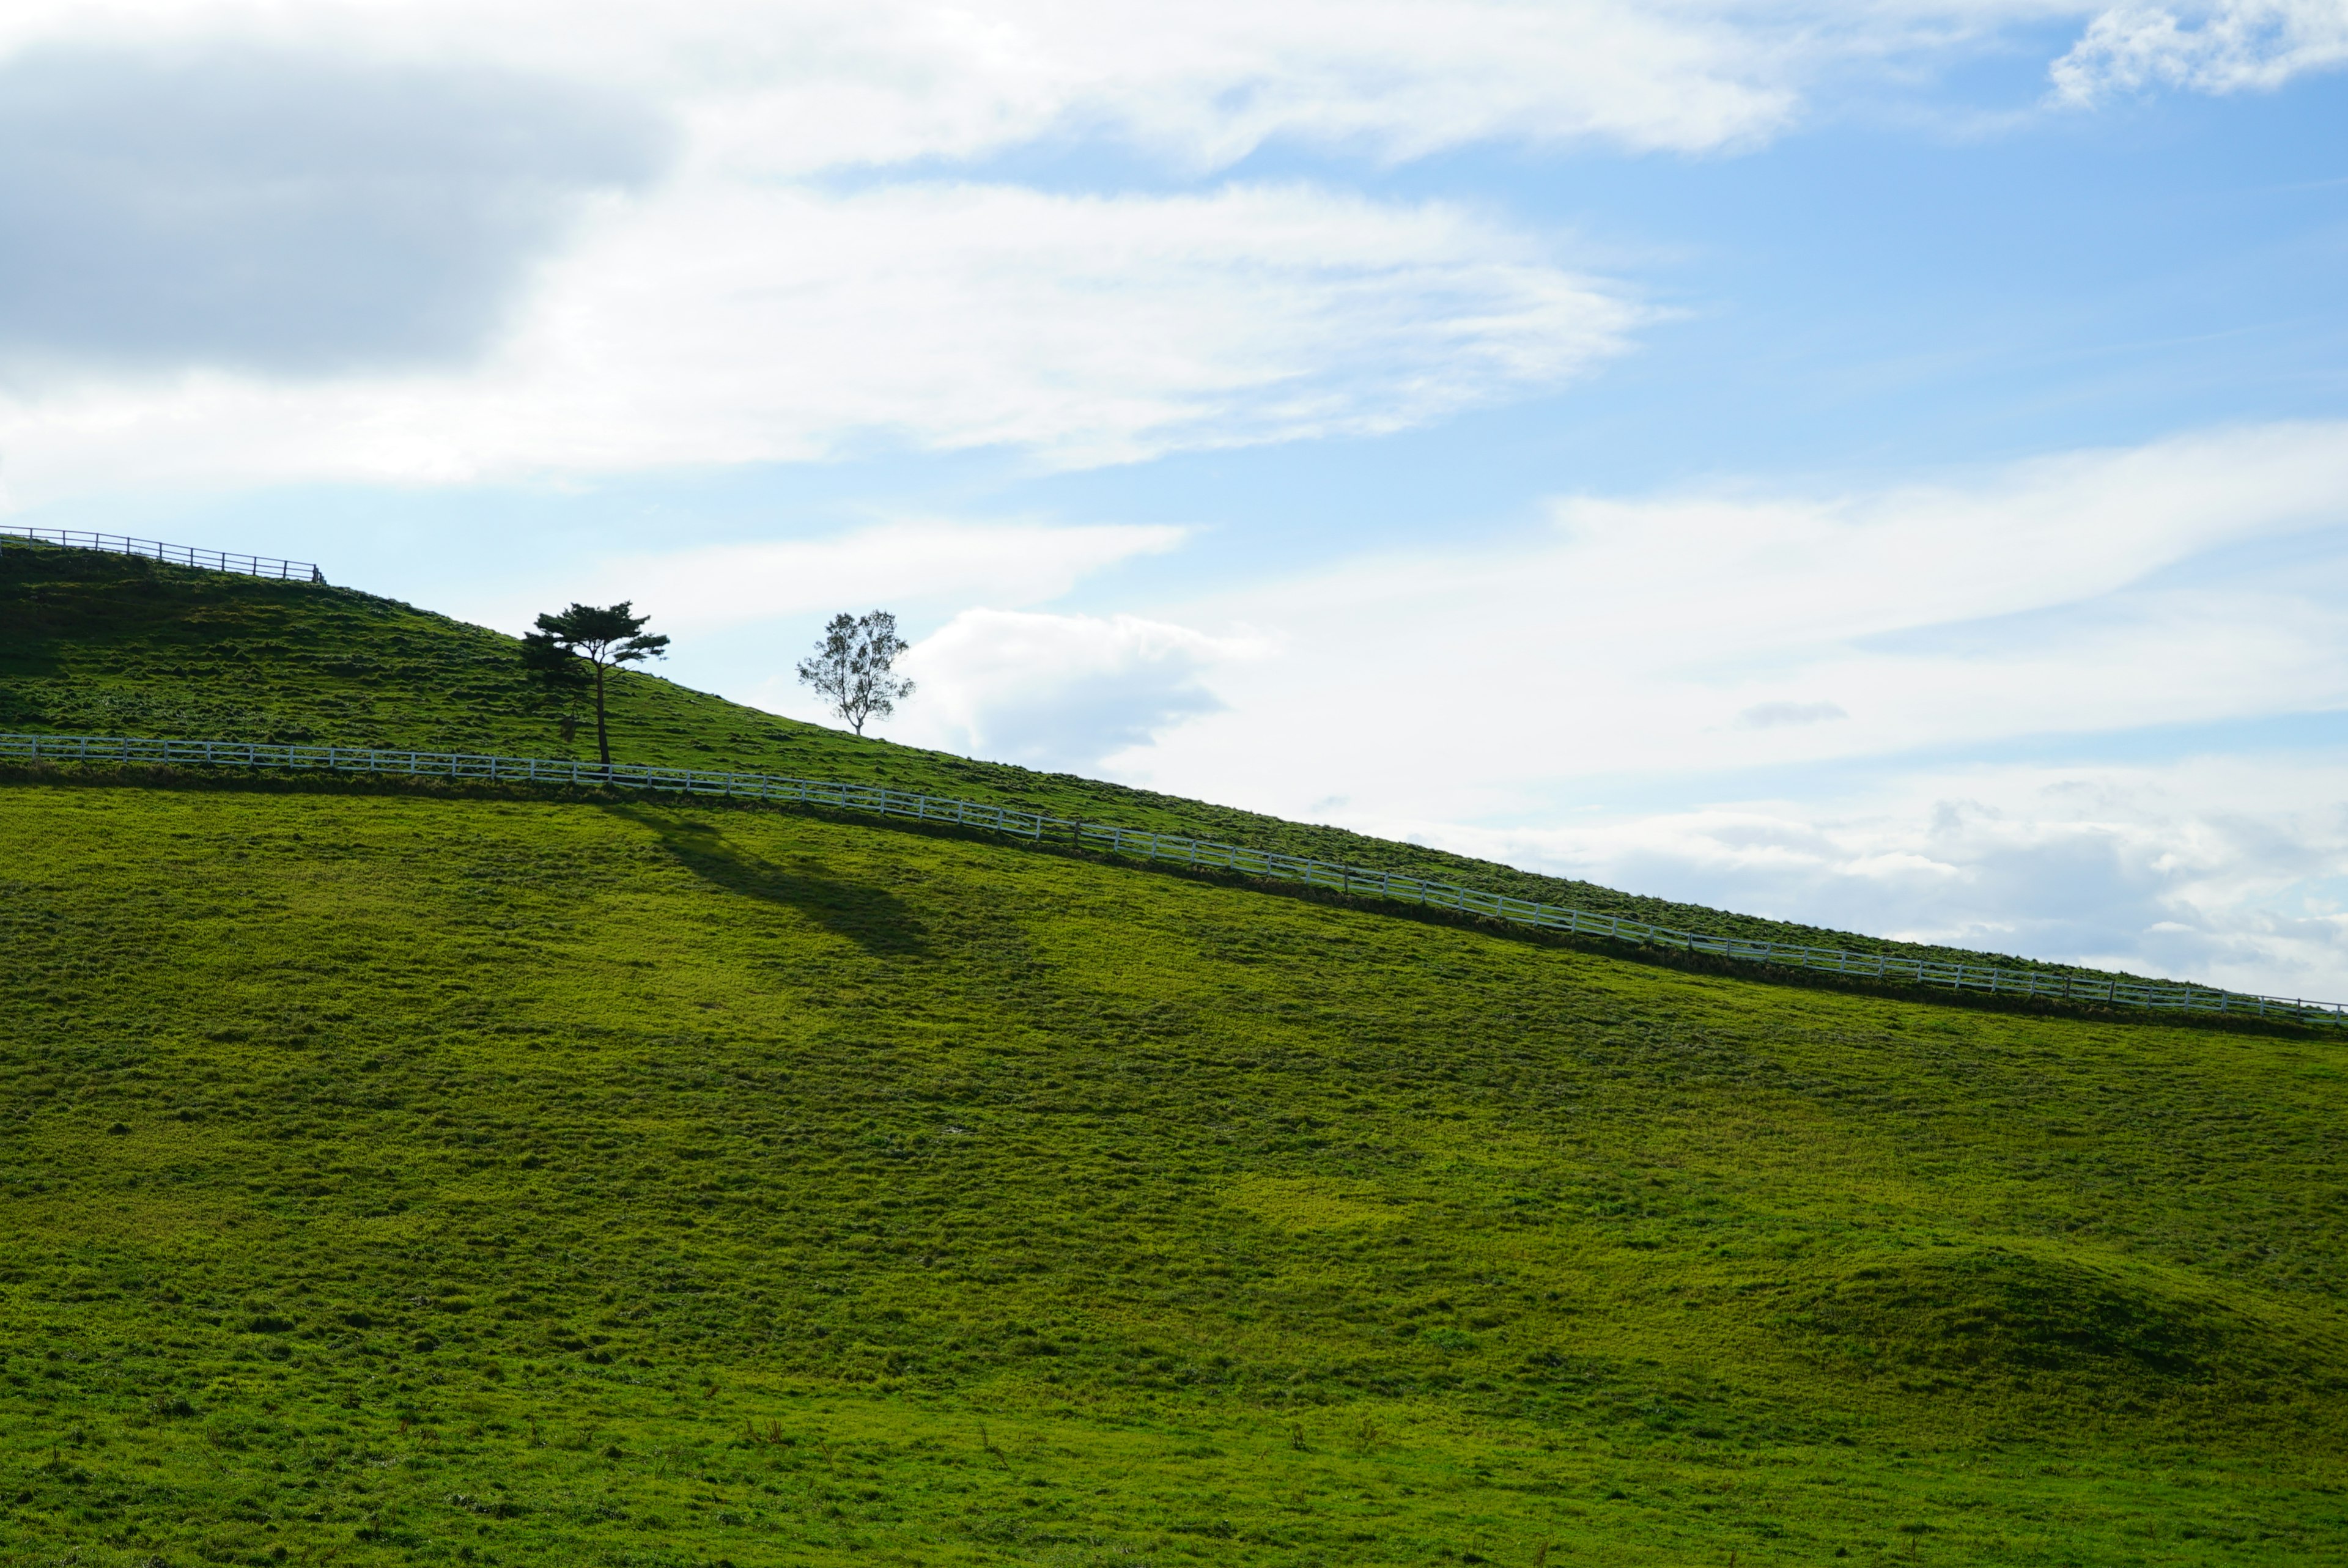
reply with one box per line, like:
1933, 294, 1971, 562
2052, 0, 2348, 101
1112, 420, 2348, 812
1738, 701, 1849, 728
1387, 751, 2348, 999
9, 2, 2272, 183
0, 2, 2305, 496
1067, 419, 2348, 991
0, 1, 1817, 169
0, 180, 1644, 495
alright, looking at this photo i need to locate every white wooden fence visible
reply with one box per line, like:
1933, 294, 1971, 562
0, 526, 322, 583
7, 730, 2341, 1031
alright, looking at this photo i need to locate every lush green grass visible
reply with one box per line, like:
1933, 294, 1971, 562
3, 777, 2346, 1566
0, 539, 2149, 981
6, 539, 2346, 1564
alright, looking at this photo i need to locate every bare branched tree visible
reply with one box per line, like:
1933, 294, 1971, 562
797, 610, 915, 735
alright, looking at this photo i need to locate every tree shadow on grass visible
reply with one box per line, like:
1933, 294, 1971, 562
608, 804, 929, 957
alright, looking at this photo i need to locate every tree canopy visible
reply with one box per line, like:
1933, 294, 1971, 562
525, 602, 668, 765
797, 610, 914, 736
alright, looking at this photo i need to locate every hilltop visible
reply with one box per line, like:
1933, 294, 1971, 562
1, 542, 2154, 982
1, 540, 2344, 1566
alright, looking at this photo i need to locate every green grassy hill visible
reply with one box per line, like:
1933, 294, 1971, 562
1, 541, 2143, 981
3, 542, 2346, 1566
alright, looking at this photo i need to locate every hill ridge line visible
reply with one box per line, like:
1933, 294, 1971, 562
12, 728, 2343, 1029
0, 524, 322, 582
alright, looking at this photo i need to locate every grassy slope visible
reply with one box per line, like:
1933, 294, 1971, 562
6, 540, 2346, 1566
2, 780, 2346, 1566
0, 541, 2139, 981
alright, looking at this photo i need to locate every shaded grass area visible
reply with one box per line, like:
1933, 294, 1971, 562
1, 539, 2158, 982
7, 756, 2324, 1044
3, 782, 2345, 1565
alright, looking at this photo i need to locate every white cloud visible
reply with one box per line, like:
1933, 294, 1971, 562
890, 608, 1266, 771
0, 46, 667, 377
674, 0, 1810, 169
12, 1, 2287, 183
2051, 0, 2348, 100
1383, 753, 2348, 1000
0, 1, 1817, 169
1738, 700, 1849, 727
1113, 419, 2348, 818
9, 1, 2230, 183
465, 518, 1183, 639
0, 180, 1641, 496
0, 1, 2295, 499
1027, 419, 2348, 993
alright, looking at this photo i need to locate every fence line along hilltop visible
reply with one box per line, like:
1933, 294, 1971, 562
10, 731, 2343, 1031
1, 526, 323, 583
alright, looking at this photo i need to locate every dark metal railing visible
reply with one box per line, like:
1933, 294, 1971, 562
0, 526, 322, 583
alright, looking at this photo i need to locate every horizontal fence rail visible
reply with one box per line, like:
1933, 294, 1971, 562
9, 730, 2344, 1031
1, 526, 322, 583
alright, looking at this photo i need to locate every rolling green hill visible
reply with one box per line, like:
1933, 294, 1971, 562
3, 541, 2346, 1566
1, 540, 2147, 982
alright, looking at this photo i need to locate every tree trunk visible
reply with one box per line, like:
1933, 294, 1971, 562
593, 660, 611, 766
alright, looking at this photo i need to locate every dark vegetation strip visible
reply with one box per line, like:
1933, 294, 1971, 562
15, 729, 2344, 1032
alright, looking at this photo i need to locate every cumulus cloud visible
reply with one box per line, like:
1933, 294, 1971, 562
0, 45, 667, 375
2051, 0, 2348, 101
892, 609, 1264, 772
0, 180, 1641, 494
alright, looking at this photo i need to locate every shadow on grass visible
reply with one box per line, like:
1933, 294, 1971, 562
7, 759, 2331, 1038
606, 803, 929, 958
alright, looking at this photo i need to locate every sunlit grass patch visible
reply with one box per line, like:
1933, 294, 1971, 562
1225, 1176, 1406, 1234
4, 540, 2347, 1562
0, 781, 2342, 1562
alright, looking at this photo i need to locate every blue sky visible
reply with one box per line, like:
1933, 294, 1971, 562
4, 1, 2347, 995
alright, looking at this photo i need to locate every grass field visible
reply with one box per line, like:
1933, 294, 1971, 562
4, 778, 2346, 1566
4, 540, 2346, 1565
